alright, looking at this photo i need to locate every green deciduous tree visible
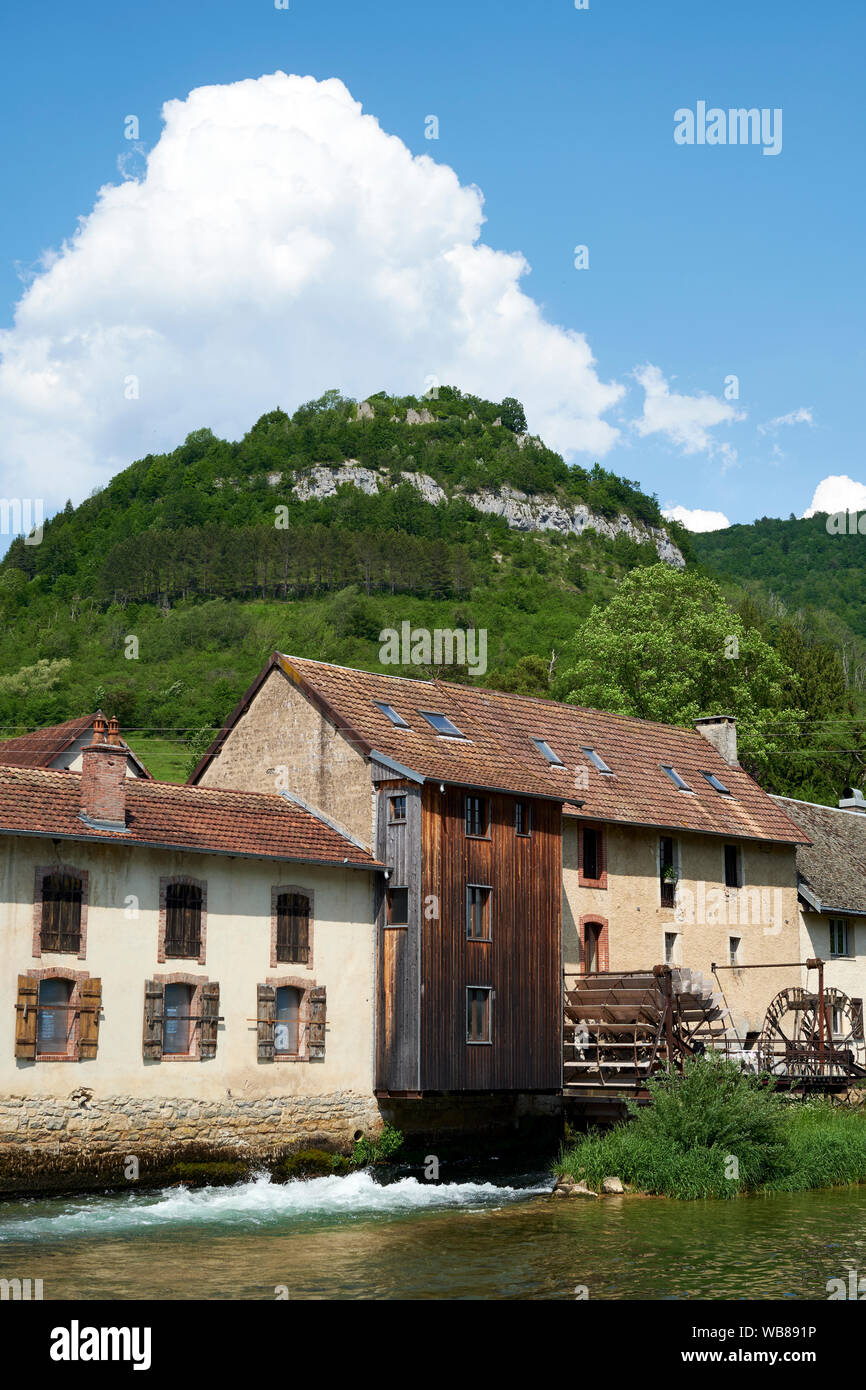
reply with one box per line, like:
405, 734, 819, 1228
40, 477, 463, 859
558, 564, 803, 767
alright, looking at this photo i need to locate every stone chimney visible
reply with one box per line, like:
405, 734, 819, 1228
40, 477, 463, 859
80, 712, 127, 830
839, 786, 866, 814
694, 715, 738, 766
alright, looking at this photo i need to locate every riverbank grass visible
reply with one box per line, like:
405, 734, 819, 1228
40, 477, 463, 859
555, 1055, 866, 1199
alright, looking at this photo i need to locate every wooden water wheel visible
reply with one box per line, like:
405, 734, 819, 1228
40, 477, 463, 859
756, 986, 866, 1080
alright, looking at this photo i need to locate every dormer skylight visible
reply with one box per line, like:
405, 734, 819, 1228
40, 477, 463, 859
374, 701, 411, 729
581, 746, 613, 775
419, 710, 465, 738
700, 770, 731, 795
532, 738, 565, 767
662, 764, 692, 792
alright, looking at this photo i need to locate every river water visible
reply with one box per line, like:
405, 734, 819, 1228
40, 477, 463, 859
1, 1170, 863, 1300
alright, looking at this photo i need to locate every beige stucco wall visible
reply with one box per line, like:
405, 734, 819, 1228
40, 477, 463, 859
197, 667, 375, 849
0, 834, 377, 1103
563, 818, 801, 1035
799, 910, 866, 1002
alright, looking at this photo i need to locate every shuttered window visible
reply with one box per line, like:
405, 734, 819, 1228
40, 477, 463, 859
40, 873, 83, 953
275, 986, 301, 1055
36, 978, 73, 1056
276, 892, 310, 964
165, 884, 202, 958
163, 983, 193, 1055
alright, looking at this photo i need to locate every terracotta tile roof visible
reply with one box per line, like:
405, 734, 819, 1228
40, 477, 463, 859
0, 765, 380, 870
772, 796, 866, 913
272, 655, 809, 844
0, 714, 151, 778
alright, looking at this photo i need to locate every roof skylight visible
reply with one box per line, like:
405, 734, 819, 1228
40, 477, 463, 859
532, 738, 565, 767
700, 770, 731, 795
373, 701, 411, 729
581, 746, 613, 775
419, 710, 465, 738
662, 764, 692, 792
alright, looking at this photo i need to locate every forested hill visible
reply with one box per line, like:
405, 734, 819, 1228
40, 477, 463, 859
0, 387, 686, 775
693, 514, 866, 684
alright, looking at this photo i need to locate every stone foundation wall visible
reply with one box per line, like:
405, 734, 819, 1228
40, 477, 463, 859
0, 1090, 382, 1194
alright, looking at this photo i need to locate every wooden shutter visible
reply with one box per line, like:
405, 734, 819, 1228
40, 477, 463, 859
257, 983, 276, 1061
200, 981, 220, 1059
276, 893, 310, 964
14, 975, 38, 1060
78, 977, 102, 1060
308, 986, 326, 1060
41, 874, 83, 953
165, 883, 202, 958
852, 998, 864, 1041
143, 979, 165, 1060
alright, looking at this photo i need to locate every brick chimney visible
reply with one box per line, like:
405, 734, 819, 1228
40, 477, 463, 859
80, 712, 127, 830
839, 786, 866, 814
694, 715, 738, 766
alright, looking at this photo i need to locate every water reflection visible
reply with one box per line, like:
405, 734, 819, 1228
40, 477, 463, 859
1, 1172, 864, 1300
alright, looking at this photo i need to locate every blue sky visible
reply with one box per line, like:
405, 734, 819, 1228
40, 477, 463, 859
0, 0, 863, 532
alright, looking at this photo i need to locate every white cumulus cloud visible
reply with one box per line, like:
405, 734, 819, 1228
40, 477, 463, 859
758, 407, 814, 434
802, 475, 866, 518
661, 505, 731, 532
631, 364, 744, 461
0, 71, 625, 508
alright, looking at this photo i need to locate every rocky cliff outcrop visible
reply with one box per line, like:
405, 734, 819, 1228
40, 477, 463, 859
289, 465, 685, 567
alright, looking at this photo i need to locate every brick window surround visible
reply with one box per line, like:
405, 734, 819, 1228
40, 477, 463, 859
158, 875, 207, 965
26, 967, 90, 1061
578, 824, 608, 890
154, 971, 206, 1060
578, 915, 610, 974
270, 886, 315, 971
32, 865, 89, 960
267, 975, 317, 1061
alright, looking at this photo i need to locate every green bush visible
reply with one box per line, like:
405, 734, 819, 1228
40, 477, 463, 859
352, 1124, 404, 1167
272, 1149, 352, 1181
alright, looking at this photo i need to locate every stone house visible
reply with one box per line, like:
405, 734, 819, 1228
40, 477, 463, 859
772, 790, 866, 1030
0, 715, 383, 1191
191, 653, 809, 1048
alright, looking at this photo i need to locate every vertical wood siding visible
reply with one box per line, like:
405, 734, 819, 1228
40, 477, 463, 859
375, 780, 422, 1091
420, 785, 562, 1091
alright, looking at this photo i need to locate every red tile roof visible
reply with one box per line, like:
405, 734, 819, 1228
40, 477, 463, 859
0, 714, 151, 778
0, 764, 380, 869
193, 653, 807, 845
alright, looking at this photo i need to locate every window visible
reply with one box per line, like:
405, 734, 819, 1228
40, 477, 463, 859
660, 836, 676, 907
664, 932, 678, 966
531, 737, 564, 767
515, 800, 532, 836
466, 987, 492, 1043
36, 977, 73, 1057
276, 892, 311, 964
467, 886, 492, 941
701, 770, 731, 795
829, 918, 850, 957
40, 873, 83, 954
583, 828, 600, 881
729, 936, 741, 966
584, 922, 603, 973
165, 883, 203, 958
389, 795, 407, 823
387, 886, 409, 925
374, 701, 410, 729
419, 710, 465, 738
465, 795, 489, 838
661, 765, 692, 792
163, 982, 194, 1056
275, 985, 301, 1056
724, 844, 741, 889
581, 747, 613, 775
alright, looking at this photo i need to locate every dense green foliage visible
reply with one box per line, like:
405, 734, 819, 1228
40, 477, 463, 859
555, 1058, 866, 1199
0, 387, 860, 803
352, 1124, 404, 1166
